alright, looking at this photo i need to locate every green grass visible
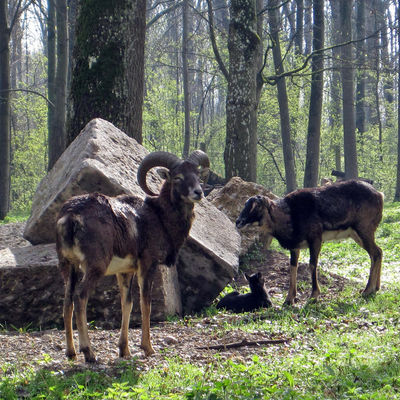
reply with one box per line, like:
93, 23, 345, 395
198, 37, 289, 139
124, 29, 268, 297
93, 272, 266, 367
1, 203, 400, 399
0, 211, 30, 224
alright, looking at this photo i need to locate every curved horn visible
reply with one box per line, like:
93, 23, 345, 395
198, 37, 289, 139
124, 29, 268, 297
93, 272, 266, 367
137, 151, 181, 196
186, 150, 210, 169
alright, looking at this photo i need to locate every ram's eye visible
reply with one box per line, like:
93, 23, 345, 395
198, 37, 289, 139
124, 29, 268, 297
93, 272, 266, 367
173, 174, 184, 182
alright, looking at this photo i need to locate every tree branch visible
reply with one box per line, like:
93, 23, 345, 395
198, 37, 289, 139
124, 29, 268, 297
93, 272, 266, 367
197, 337, 291, 350
146, 1, 183, 29
206, 0, 229, 81
262, 29, 381, 84
0, 88, 54, 107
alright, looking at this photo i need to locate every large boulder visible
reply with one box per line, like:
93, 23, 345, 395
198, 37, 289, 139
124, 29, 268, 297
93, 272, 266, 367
12, 118, 239, 328
208, 177, 278, 254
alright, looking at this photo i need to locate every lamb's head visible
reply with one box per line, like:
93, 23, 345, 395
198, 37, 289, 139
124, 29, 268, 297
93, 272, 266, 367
137, 150, 210, 203
245, 272, 265, 292
236, 195, 272, 229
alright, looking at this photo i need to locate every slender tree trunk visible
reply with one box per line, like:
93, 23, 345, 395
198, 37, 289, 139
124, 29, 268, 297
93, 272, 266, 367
268, 0, 297, 192
304, 0, 324, 188
355, 0, 366, 135
47, 0, 55, 150
224, 0, 259, 182
329, 0, 341, 171
304, 0, 312, 55
395, 5, 400, 201
182, 0, 190, 158
295, 0, 304, 56
0, 0, 11, 219
340, 0, 358, 179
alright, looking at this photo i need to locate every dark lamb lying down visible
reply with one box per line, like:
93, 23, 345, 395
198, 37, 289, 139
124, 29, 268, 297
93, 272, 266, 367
216, 272, 272, 313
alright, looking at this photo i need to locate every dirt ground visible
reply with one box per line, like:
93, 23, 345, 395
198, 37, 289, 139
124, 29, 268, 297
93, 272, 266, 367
0, 222, 349, 374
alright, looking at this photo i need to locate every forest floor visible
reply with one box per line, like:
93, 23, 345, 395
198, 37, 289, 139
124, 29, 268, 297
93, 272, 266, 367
0, 222, 350, 376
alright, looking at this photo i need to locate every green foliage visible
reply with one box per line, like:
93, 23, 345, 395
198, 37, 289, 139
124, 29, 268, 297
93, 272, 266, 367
9, 53, 48, 215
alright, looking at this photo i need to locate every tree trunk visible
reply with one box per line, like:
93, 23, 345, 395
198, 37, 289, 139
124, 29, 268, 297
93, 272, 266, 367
182, 0, 190, 159
304, 0, 324, 188
394, 5, 400, 201
268, 0, 297, 192
295, 0, 304, 56
224, 0, 259, 182
68, 0, 146, 145
48, 0, 68, 170
304, 0, 312, 55
0, 0, 11, 219
355, 0, 366, 135
340, 0, 358, 179
47, 0, 56, 167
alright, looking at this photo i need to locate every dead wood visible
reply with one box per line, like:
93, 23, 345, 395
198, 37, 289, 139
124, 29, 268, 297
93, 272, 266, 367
197, 337, 291, 350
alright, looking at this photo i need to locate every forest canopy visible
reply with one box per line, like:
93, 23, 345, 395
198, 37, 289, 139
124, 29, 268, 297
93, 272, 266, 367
0, 0, 399, 219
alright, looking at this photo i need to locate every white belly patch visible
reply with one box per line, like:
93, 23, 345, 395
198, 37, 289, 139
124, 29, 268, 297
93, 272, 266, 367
105, 255, 136, 276
297, 228, 361, 249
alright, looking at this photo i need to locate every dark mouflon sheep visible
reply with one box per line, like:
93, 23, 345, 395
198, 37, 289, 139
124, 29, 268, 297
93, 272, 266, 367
217, 272, 272, 312
236, 180, 384, 305
56, 150, 210, 362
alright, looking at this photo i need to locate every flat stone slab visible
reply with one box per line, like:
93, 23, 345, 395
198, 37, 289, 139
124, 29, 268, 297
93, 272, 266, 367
0, 244, 181, 329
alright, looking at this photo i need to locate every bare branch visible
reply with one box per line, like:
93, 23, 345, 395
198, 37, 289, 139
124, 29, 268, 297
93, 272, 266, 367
197, 337, 291, 350
206, 0, 229, 81
0, 88, 54, 107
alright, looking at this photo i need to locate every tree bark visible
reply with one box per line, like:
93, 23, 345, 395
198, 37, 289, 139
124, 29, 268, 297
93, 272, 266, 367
224, 0, 259, 182
0, 0, 11, 219
295, 0, 304, 56
304, 0, 324, 188
48, 0, 68, 170
394, 4, 400, 202
182, 0, 190, 159
47, 0, 55, 167
268, 0, 297, 192
68, 0, 146, 145
355, 0, 366, 135
340, 0, 358, 179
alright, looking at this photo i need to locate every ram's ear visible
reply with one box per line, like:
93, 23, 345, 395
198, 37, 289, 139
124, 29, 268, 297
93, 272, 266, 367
199, 167, 210, 183
157, 168, 170, 181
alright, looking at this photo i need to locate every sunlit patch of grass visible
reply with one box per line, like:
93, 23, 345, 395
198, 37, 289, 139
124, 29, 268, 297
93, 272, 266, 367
0, 211, 30, 225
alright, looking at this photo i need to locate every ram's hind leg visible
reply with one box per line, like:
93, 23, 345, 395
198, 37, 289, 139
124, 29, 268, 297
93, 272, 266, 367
309, 239, 322, 300
356, 230, 382, 296
117, 273, 134, 358
137, 261, 156, 356
74, 262, 104, 363
61, 259, 78, 360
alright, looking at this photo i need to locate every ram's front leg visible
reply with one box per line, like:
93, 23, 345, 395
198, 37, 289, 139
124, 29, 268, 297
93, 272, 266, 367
284, 249, 300, 306
117, 273, 134, 358
137, 262, 156, 356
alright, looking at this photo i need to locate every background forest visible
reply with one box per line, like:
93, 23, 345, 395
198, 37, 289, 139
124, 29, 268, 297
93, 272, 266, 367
0, 0, 399, 220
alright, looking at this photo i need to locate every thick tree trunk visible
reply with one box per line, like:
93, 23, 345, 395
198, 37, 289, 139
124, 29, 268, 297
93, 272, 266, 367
268, 0, 297, 192
224, 0, 259, 182
182, 0, 190, 159
304, 0, 324, 188
68, 0, 146, 145
340, 0, 358, 179
0, 0, 11, 219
